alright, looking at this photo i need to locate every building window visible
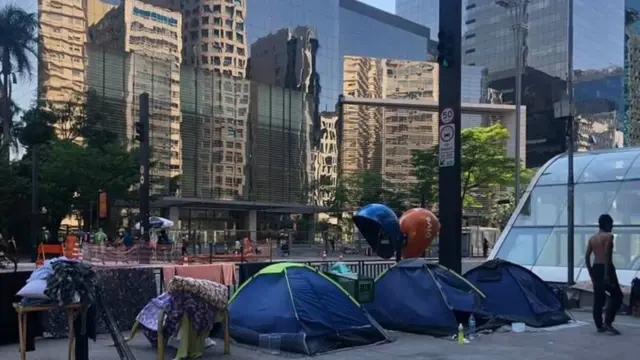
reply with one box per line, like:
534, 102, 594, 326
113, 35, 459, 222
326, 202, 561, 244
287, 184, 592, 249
465, 48, 476, 54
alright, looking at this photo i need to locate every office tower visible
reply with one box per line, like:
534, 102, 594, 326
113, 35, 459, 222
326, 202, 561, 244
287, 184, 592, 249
89, 0, 183, 194
246, 0, 430, 112
341, 56, 385, 176
341, 56, 521, 212
87, 0, 119, 26
314, 111, 339, 205
38, 0, 88, 105
395, 0, 439, 39
247, 26, 318, 204
574, 68, 625, 150
249, 27, 318, 92
380, 59, 439, 190
463, 0, 624, 166
163, 0, 250, 200
243, 0, 430, 206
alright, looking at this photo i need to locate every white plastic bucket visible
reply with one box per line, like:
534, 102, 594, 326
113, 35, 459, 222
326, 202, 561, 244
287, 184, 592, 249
511, 322, 526, 333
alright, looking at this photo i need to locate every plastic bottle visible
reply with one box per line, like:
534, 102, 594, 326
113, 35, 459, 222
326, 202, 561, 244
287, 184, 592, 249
468, 314, 476, 340
457, 323, 465, 344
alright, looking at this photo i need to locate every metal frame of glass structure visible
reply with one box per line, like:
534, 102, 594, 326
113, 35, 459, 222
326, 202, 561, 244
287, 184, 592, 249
489, 147, 640, 286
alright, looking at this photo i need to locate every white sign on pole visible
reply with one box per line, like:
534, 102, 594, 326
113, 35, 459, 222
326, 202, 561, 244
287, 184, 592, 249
440, 108, 454, 124
439, 124, 455, 167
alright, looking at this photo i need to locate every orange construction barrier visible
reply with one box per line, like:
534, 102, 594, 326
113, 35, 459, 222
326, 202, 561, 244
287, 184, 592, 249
35, 243, 65, 267
64, 235, 81, 260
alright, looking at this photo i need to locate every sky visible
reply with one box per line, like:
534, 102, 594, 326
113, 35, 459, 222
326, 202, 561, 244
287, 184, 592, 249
1, 0, 395, 113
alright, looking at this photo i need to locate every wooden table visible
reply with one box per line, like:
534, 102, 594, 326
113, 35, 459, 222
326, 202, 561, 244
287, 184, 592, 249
13, 303, 82, 360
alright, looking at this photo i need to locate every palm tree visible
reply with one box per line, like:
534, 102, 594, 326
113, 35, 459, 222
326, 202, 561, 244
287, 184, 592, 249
0, 5, 38, 163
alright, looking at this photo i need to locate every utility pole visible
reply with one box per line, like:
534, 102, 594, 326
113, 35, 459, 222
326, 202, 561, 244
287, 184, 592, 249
137, 94, 151, 246
496, 0, 528, 198
437, 0, 463, 274
566, 0, 575, 286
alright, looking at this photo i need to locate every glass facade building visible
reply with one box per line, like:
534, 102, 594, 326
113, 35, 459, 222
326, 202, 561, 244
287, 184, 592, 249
491, 148, 640, 286
395, 0, 439, 39
245, 0, 431, 113
463, 0, 625, 167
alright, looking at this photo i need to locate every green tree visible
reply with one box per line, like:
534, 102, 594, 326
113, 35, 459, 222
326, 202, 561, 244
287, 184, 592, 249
15, 93, 141, 239
410, 147, 439, 206
0, 5, 38, 162
411, 124, 533, 209
329, 171, 410, 214
0, 162, 30, 241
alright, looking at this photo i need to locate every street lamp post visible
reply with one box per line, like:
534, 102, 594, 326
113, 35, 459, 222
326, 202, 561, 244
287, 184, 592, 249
496, 0, 528, 199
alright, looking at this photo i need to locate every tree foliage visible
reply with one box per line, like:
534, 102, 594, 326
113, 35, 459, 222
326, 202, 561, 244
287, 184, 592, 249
0, 5, 38, 162
1, 91, 141, 246
411, 124, 533, 210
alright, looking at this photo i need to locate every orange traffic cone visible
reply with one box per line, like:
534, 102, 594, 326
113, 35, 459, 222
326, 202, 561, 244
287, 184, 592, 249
322, 250, 327, 260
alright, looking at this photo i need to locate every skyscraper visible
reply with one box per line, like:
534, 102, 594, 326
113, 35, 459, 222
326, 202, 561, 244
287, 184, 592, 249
462, 0, 625, 166
163, 0, 250, 200
89, 0, 183, 194
38, 0, 88, 105
395, 0, 439, 39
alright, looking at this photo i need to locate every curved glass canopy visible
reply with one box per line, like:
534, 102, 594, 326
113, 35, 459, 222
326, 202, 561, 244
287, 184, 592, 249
489, 148, 640, 285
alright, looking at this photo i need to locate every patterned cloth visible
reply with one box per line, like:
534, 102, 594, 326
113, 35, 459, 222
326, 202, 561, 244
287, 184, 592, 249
136, 291, 217, 347
44, 260, 97, 306
167, 276, 228, 310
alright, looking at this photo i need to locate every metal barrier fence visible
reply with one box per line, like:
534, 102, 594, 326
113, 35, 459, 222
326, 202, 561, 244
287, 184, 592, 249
152, 259, 403, 298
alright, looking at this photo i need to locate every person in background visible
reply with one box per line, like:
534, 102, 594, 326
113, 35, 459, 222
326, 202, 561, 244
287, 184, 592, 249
482, 237, 489, 258
181, 234, 189, 257
94, 228, 107, 246
158, 230, 170, 245
117, 228, 134, 250
585, 214, 623, 335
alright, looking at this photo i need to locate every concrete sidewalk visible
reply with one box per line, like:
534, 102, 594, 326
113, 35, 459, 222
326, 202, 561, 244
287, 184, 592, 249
1, 312, 638, 360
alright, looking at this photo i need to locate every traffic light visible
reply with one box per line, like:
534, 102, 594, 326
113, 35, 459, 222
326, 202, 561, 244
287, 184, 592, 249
135, 121, 144, 142
437, 31, 454, 68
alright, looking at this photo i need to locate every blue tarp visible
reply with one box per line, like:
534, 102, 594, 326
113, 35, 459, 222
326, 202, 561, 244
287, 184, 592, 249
463, 259, 571, 327
364, 258, 485, 336
228, 263, 389, 355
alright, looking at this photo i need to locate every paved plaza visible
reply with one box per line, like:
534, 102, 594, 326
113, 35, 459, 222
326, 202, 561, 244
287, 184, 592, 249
2, 312, 638, 360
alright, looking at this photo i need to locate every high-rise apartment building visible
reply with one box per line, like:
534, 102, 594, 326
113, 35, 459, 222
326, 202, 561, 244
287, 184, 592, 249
89, 0, 183, 194
395, 0, 439, 40
381, 59, 439, 189
38, 0, 88, 105
463, 0, 625, 166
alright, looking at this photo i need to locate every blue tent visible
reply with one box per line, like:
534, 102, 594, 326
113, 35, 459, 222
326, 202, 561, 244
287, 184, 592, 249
364, 258, 486, 336
228, 263, 389, 355
463, 259, 571, 327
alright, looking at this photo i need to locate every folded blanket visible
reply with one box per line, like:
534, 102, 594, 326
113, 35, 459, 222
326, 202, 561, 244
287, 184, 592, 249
45, 260, 97, 306
167, 276, 228, 310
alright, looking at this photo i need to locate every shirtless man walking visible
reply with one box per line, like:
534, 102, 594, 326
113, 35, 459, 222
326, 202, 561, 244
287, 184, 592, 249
585, 214, 623, 334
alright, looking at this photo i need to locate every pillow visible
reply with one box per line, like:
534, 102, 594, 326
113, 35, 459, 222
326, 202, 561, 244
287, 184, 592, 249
16, 279, 50, 299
